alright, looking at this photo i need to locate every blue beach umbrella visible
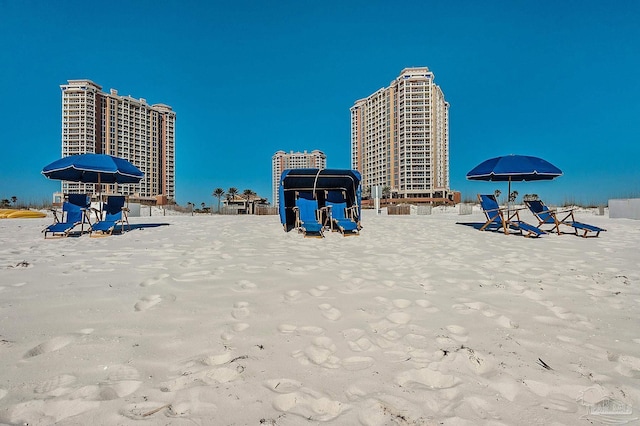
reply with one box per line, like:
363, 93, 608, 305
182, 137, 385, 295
42, 153, 144, 212
466, 154, 563, 199
42, 153, 144, 184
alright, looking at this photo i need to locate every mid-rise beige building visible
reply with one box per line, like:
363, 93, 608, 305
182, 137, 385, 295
60, 79, 176, 201
351, 67, 450, 201
272, 150, 326, 205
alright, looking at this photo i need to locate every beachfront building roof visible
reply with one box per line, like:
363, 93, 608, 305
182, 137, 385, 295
272, 150, 326, 206
60, 79, 176, 201
350, 67, 450, 202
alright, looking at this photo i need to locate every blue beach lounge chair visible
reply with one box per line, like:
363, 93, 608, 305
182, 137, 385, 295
43, 196, 91, 238
90, 195, 129, 236
478, 194, 546, 238
293, 191, 324, 238
324, 190, 360, 236
524, 199, 606, 238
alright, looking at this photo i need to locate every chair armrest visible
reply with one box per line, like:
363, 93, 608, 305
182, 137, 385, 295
483, 206, 508, 214
554, 207, 576, 214
345, 205, 359, 220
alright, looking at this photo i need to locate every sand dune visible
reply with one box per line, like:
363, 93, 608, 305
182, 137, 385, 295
0, 208, 638, 425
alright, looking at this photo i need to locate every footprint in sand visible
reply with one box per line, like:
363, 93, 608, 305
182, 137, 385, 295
23, 329, 93, 359
495, 315, 519, 329
292, 336, 341, 369
134, 294, 162, 311
220, 322, 250, 341
69, 381, 142, 401
60, 364, 142, 401
120, 401, 173, 420
231, 301, 250, 319
233, 279, 257, 292
339, 278, 367, 294
386, 312, 411, 325
233, 323, 250, 332
319, 303, 342, 321
171, 351, 234, 374
401, 333, 430, 349
106, 364, 141, 381
140, 273, 170, 287
278, 324, 298, 334
342, 328, 375, 352
2, 399, 101, 424
342, 356, 375, 371
278, 324, 325, 335
33, 374, 77, 395
200, 352, 233, 366
445, 325, 469, 343
614, 354, 640, 377
392, 299, 412, 309
24, 336, 76, 358
396, 368, 461, 389
160, 365, 244, 392
264, 378, 304, 393
172, 271, 214, 282
454, 300, 519, 329
309, 285, 330, 297
271, 387, 350, 421
356, 396, 425, 426
284, 290, 302, 302
416, 299, 440, 313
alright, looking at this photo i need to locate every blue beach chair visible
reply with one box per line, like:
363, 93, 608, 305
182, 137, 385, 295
44, 197, 91, 238
293, 191, 324, 238
90, 196, 129, 236
324, 190, 360, 236
525, 199, 606, 238
478, 194, 545, 238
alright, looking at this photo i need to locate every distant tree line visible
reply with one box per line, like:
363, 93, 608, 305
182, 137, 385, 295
1, 196, 18, 208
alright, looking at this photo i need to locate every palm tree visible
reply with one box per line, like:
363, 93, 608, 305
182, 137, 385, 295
212, 188, 225, 214
11, 196, 17, 206
227, 187, 238, 206
382, 186, 391, 199
242, 189, 256, 214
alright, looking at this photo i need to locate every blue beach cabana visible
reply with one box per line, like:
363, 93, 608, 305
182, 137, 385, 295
279, 169, 362, 233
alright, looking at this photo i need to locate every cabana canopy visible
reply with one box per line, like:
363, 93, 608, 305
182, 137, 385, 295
279, 168, 362, 232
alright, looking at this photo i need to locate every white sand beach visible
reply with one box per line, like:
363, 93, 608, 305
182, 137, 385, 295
0, 208, 638, 425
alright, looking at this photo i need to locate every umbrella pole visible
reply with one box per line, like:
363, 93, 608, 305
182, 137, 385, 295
98, 174, 103, 221
507, 177, 512, 214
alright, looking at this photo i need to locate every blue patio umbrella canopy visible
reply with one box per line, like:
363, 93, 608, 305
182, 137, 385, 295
279, 168, 361, 232
466, 154, 562, 196
42, 153, 144, 184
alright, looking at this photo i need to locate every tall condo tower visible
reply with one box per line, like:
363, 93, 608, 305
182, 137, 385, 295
60, 79, 176, 201
272, 150, 326, 205
350, 67, 450, 201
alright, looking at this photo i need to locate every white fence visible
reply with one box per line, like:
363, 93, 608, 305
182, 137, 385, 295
609, 198, 640, 220
458, 204, 473, 215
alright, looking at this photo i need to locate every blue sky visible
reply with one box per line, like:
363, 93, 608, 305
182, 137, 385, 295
1, 0, 639, 206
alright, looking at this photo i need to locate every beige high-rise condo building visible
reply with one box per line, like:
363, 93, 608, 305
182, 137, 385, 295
272, 150, 326, 205
60, 79, 176, 202
351, 67, 451, 202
